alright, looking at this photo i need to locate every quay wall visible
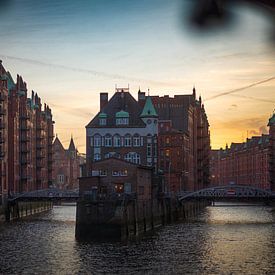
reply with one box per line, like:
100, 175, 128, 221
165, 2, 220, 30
4, 201, 53, 222
75, 198, 209, 240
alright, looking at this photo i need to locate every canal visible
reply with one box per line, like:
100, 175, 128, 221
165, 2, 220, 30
0, 203, 274, 274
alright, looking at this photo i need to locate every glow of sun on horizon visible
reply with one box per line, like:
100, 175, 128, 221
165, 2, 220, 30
0, 0, 274, 152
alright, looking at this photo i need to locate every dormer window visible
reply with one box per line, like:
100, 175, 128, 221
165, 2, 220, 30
98, 112, 107, 126
115, 110, 129, 126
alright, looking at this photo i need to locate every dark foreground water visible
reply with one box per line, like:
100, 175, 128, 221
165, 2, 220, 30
0, 203, 275, 275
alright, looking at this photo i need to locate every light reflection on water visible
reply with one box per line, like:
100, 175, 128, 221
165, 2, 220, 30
0, 203, 274, 274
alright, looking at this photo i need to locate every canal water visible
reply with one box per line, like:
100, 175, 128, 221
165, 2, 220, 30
0, 203, 274, 274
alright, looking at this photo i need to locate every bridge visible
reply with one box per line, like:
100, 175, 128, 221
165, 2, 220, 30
8, 188, 79, 202
178, 185, 275, 202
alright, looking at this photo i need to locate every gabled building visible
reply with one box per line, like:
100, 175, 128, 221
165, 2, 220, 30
86, 87, 210, 193
0, 61, 54, 203
210, 113, 275, 191
52, 136, 84, 189
86, 88, 159, 176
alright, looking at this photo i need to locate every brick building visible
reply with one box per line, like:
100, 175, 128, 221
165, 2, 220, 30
210, 113, 275, 191
0, 61, 54, 203
52, 136, 85, 189
86, 87, 210, 193
86, 88, 158, 174
152, 88, 210, 192
79, 158, 153, 201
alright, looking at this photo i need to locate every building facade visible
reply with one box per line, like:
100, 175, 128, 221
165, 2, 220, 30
86, 88, 159, 175
52, 136, 85, 189
0, 61, 54, 203
152, 88, 210, 192
210, 114, 275, 191
79, 158, 153, 201
86, 87, 210, 193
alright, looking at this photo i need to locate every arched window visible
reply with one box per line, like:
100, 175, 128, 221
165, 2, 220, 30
133, 134, 140, 147
125, 134, 131, 147
114, 134, 121, 147
105, 134, 112, 147
94, 134, 101, 147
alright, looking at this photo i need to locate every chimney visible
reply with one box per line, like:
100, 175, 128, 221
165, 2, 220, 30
100, 92, 108, 111
138, 89, 146, 107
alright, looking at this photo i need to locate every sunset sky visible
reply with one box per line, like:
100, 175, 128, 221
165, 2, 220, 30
0, 0, 274, 152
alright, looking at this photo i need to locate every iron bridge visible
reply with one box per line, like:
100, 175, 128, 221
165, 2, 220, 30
178, 185, 275, 201
8, 188, 79, 202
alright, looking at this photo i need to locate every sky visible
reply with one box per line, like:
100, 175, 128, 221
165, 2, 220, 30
0, 0, 274, 152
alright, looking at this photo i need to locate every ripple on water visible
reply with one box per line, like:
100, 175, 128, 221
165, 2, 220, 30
0, 205, 274, 274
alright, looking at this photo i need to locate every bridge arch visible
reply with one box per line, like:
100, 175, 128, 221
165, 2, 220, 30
178, 185, 274, 201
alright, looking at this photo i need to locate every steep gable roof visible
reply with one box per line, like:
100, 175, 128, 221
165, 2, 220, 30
68, 137, 76, 151
86, 91, 145, 128
53, 136, 65, 151
140, 96, 158, 117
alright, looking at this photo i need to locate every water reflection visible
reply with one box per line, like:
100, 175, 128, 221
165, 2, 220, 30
0, 204, 274, 274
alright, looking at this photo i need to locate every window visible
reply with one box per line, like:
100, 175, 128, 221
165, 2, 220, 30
114, 135, 121, 147
124, 153, 132, 162
94, 135, 101, 147
112, 170, 119, 176
147, 143, 152, 157
132, 153, 140, 164
124, 152, 140, 164
112, 170, 128, 176
94, 153, 101, 161
125, 134, 131, 147
57, 174, 64, 184
99, 118, 106, 126
105, 135, 112, 147
165, 149, 170, 157
116, 118, 129, 125
133, 134, 140, 147
99, 170, 107, 176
